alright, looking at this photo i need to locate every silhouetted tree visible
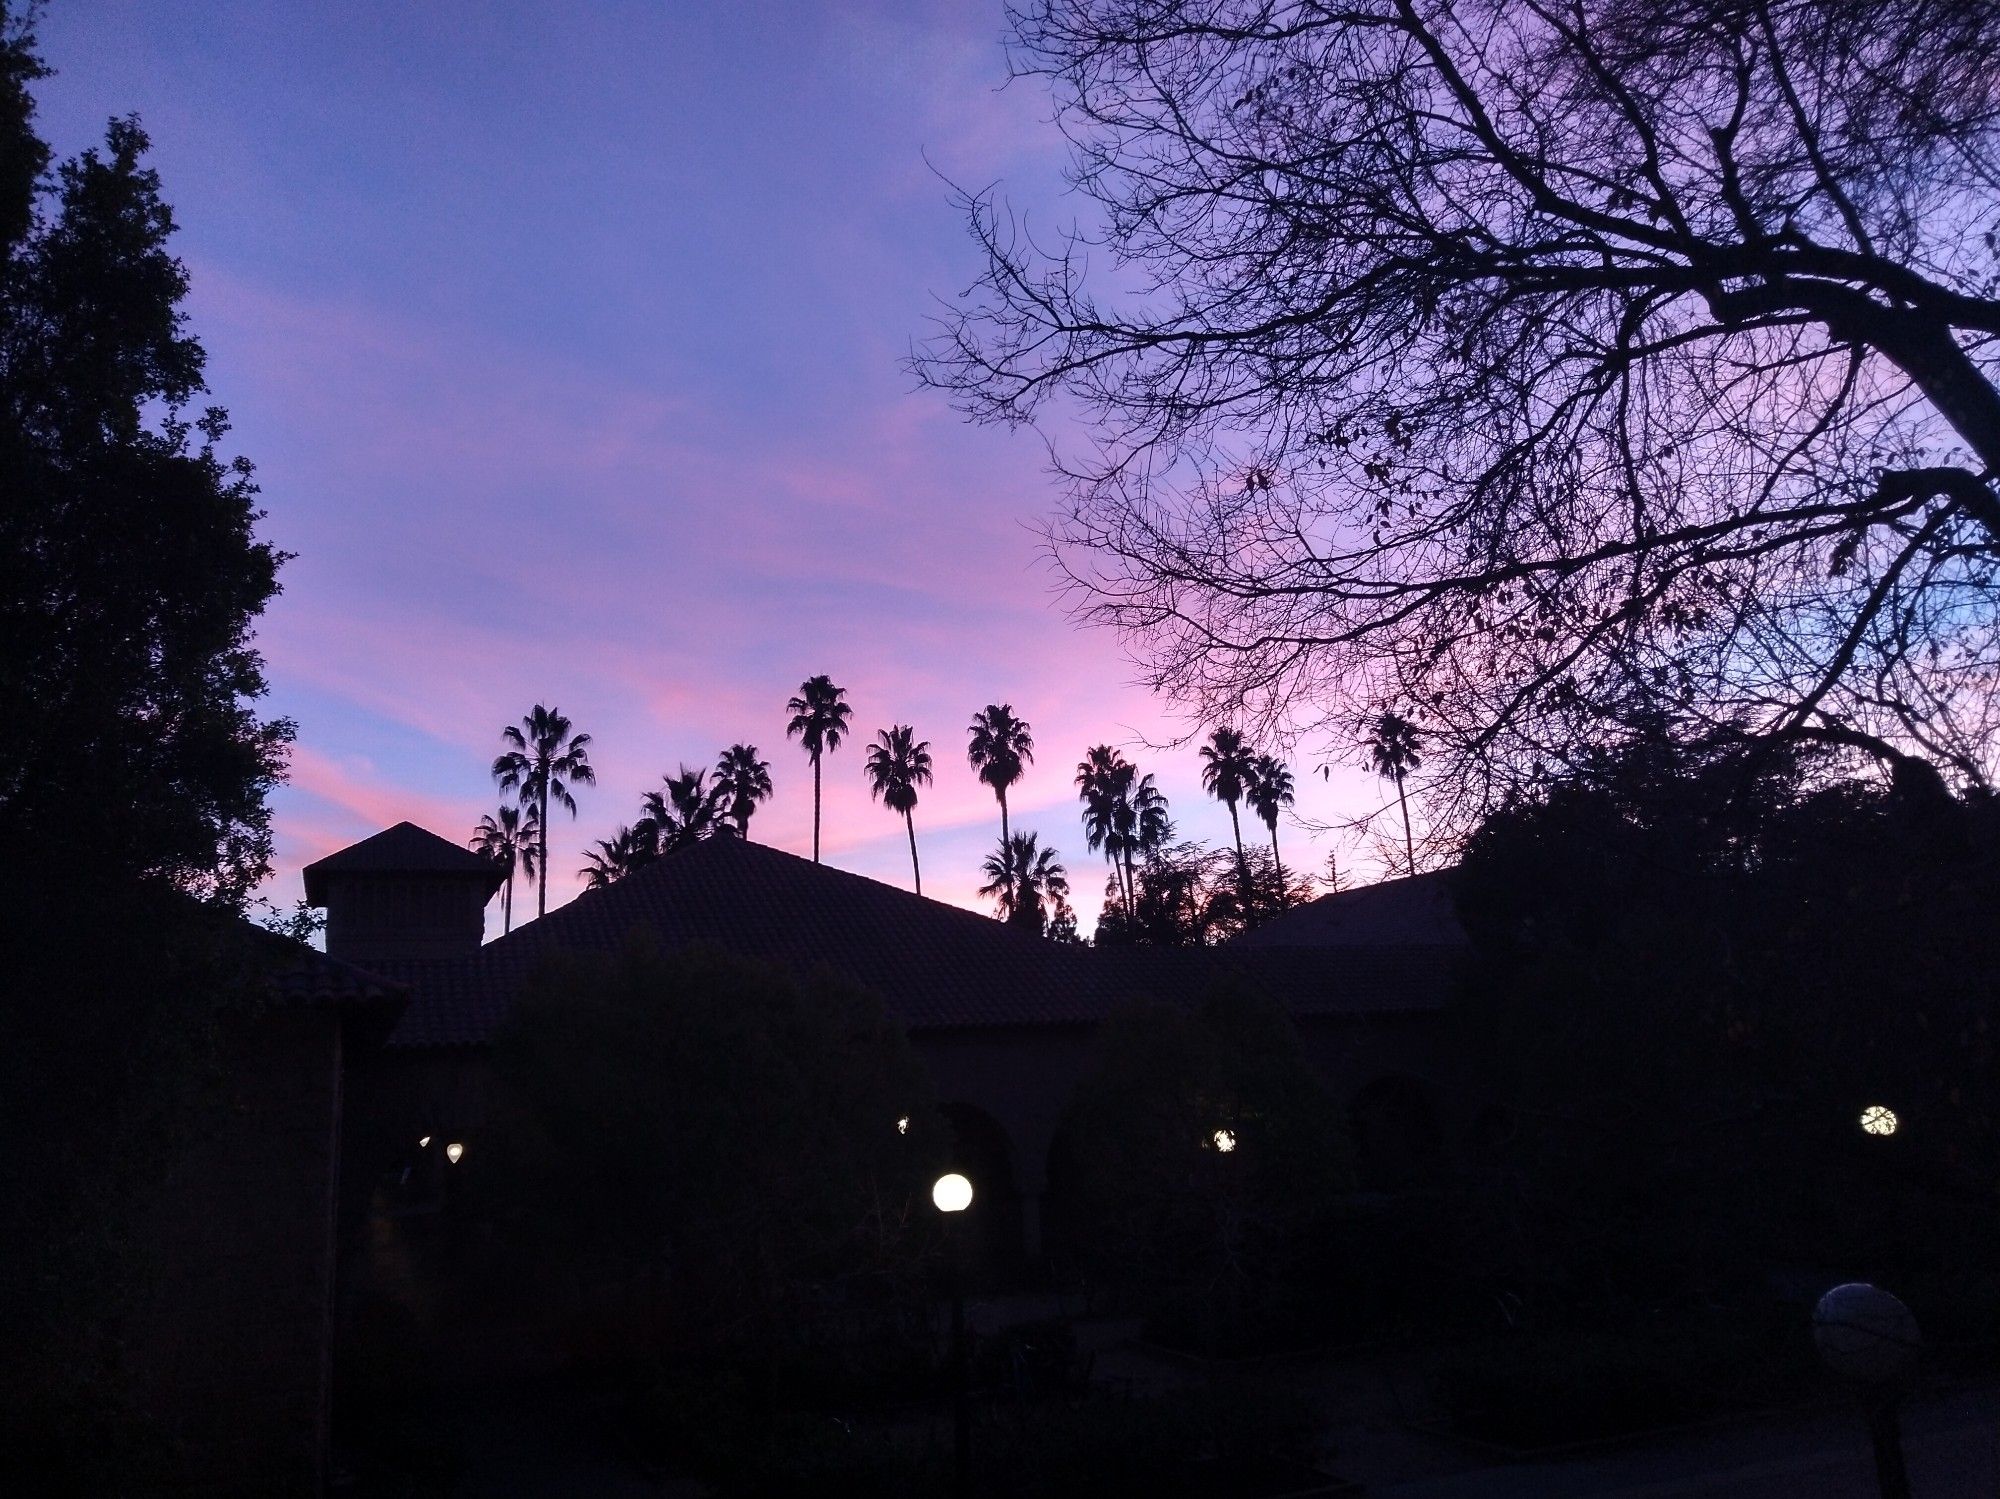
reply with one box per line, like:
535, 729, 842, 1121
1364, 714, 1424, 877
715, 743, 774, 839
641, 764, 724, 854
1247, 755, 1295, 904
979, 830, 1071, 935
924, 0, 2000, 810
785, 675, 851, 864
492, 945, 946, 1370
1077, 745, 1137, 911
493, 705, 595, 918
864, 725, 934, 895
0, 13, 290, 1479
580, 824, 656, 889
967, 703, 1035, 897
470, 803, 539, 933
1050, 984, 1352, 1351
1199, 727, 1257, 897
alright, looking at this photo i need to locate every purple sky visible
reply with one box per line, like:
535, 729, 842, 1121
36, 2, 1392, 931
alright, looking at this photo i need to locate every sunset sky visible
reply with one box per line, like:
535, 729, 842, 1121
35, 2, 1393, 931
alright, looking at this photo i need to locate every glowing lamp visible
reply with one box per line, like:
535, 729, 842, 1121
1814, 1283, 1920, 1385
897, 1116, 910, 1135
1212, 1129, 1238, 1153
932, 1172, 973, 1214
1860, 1105, 1898, 1136
418, 1135, 432, 1148
444, 1142, 465, 1165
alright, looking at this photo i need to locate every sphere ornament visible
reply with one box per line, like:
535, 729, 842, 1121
1813, 1283, 1921, 1384
1860, 1105, 1899, 1137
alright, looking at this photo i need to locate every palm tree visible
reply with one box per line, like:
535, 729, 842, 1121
978, 831, 1069, 934
863, 724, 934, 895
715, 743, 774, 838
1129, 771, 1172, 900
785, 675, 852, 863
967, 704, 1035, 894
1199, 726, 1258, 894
641, 764, 724, 854
468, 803, 540, 934
1076, 745, 1137, 913
1365, 712, 1424, 876
1247, 753, 1296, 903
579, 824, 653, 889
493, 705, 596, 918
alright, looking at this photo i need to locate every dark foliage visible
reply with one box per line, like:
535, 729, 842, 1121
0, 8, 289, 1485
1047, 984, 1352, 1351
1450, 731, 2000, 1358
487, 944, 947, 1369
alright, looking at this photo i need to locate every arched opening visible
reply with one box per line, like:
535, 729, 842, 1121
938, 1101, 1024, 1285
1351, 1075, 1443, 1190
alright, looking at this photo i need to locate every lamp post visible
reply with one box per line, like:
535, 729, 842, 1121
933, 1172, 974, 1499
1814, 1282, 1920, 1499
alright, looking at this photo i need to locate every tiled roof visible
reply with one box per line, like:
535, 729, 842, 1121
371, 835, 1451, 1048
302, 821, 503, 904
250, 928, 409, 1011
1231, 868, 1468, 949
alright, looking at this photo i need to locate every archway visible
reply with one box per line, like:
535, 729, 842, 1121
938, 1101, 1024, 1285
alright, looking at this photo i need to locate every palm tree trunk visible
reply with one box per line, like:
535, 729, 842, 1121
1396, 774, 1415, 876
998, 791, 1011, 902
812, 752, 822, 863
503, 869, 513, 934
1121, 846, 1135, 916
905, 809, 921, 896
538, 786, 551, 917
1227, 800, 1247, 896
1269, 827, 1286, 908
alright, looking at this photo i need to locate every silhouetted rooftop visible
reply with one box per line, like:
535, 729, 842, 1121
302, 821, 504, 905
358, 833, 1453, 1047
1231, 868, 1467, 949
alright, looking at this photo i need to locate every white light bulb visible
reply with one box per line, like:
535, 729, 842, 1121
932, 1172, 973, 1213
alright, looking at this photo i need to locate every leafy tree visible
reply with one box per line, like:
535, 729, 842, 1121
1364, 714, 1424, 877
715, 743, 774, 839
493, 705, 595, 918
978, 830, 1072, 935
490, 944, 945, 1368
1096, 840, 1306, 947
471, 803, 539, 933
863, 724, 934, 895
1452, 732, 2000, 1323
1049, 985, 1352, 1351
0, 12, 290, 1480
785, 675, 852, 864
1199, 727, 1258, 899
641, 763, 725, 854
579, 823, 656, 889
1246, 755, 1295, 902
924, 0, 2000, 810
967, 703, 1035, 896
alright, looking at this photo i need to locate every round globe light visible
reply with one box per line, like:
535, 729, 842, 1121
1212, 1129, 1238, 1153
1860, 1105, 1899, 1137
932, 1172, 974, 1214
444, 1141, 465, 1165
1813, 1282, 1920, 1384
